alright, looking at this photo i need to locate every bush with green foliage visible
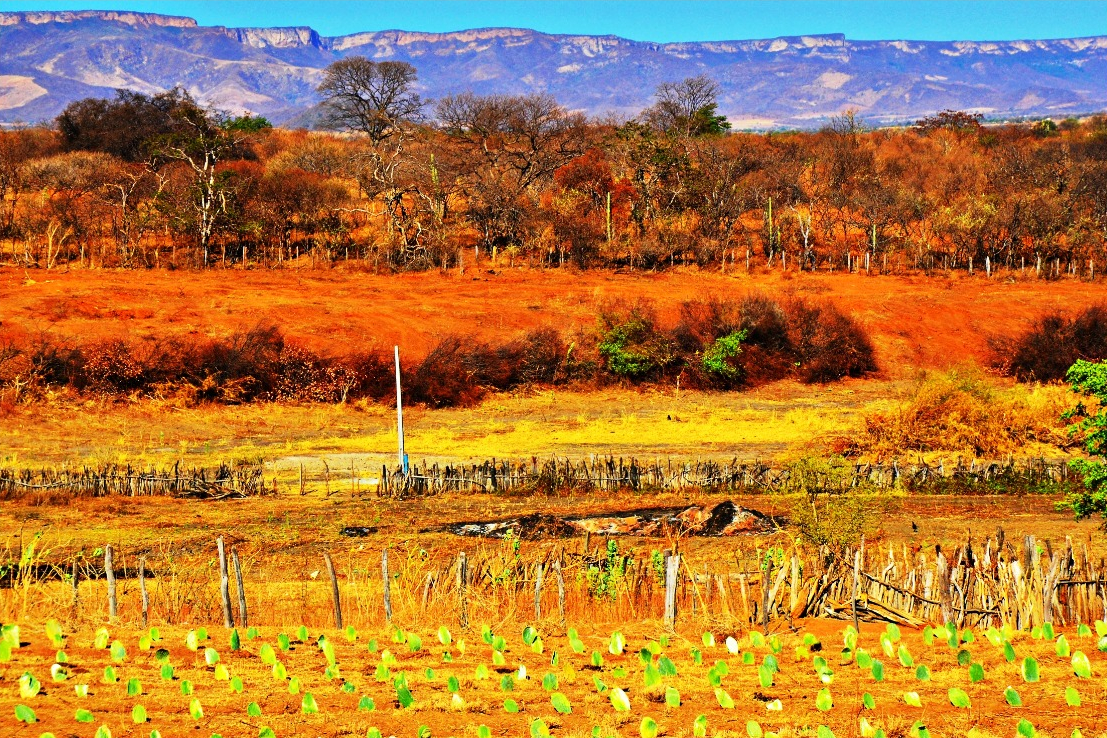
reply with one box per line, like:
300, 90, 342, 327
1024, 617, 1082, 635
701, 330, 747, 381
1060, 359, 1107, 525
597, 306, 675, 379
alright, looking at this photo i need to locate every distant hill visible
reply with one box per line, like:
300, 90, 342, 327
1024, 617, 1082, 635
1, 10, 1105, 128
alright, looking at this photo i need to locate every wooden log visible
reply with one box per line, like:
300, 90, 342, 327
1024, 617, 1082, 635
232, 549, 247, 628
323, 551, 343, 630
105, 545, 117, 622
217, 537, 234, 628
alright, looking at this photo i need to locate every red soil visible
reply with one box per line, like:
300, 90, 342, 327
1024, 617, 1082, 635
2, 266, 1105, 374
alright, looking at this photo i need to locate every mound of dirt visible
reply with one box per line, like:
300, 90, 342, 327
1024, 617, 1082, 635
443, 501, 774, 539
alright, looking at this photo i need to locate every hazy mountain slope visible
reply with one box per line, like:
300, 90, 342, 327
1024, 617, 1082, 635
1, 10, 1105, 127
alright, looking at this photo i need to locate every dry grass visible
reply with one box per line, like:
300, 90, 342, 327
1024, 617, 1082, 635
0, 380, 883, 470
845, 368, 1075, 460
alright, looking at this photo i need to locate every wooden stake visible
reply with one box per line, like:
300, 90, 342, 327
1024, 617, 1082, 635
217, 537, 234, 628
458, 552, 469, 629
852, 540, 862, 634
534, 563, 544, 621
139, 556, 149, 628
664, 551, 679, 628
421, 572, 433, 613
382, 548, 392, 623
70, 559, 80, 617
105, 545, 117, 622
554, 558, 565, 625
323, 551, 343, 630
232, 549, 247, 628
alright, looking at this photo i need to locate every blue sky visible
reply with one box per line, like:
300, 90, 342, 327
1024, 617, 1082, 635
2, 1, 1105, 42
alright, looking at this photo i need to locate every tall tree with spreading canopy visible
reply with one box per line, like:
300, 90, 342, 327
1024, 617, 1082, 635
643, 74, 731, 137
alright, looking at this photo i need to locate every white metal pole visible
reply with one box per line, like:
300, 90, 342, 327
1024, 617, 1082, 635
394, 346, 405, 471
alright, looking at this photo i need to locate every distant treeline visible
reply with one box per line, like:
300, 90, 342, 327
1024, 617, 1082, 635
0, 296, 875, 407
0, 70, 1104, 274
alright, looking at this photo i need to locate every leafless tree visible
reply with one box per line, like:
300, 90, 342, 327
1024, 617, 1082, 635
317, 58, 425, 143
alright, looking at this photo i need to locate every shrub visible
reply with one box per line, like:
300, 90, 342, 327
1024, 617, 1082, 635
407, 336, 486, 408
784, 456, 888, 553
597, 303, 676, 380
701, 330, 747, 382
999, 305, 1107, 382
850, 367, 1069, 457
783, 298, 877, 383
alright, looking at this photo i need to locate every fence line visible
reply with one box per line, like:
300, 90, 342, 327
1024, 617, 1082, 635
10, 526, 1102, 632
379, 456, 1075, 498
0, 462, 269, 499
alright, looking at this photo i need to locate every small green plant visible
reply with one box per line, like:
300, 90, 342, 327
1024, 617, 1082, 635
586, 540, 627, 599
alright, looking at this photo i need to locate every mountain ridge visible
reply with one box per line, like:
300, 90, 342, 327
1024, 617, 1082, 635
1, 10, 1105, 128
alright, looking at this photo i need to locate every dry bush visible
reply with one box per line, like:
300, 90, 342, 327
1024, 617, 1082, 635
997, 304, 1107, 382
849, 367, 1070, 458
671, 294, 876, 388
783, 297, 878, 383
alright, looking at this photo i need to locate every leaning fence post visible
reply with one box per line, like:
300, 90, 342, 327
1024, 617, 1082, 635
458, 552, 469, 629
664, 551, 680, 628
852, 538, 863, 634
323, 551, 343, 630
232, 549, 247, 628
138, 556, 149, 628
217, 537, 234, 628
105, 545, 117, 622
382, 548, 393, 623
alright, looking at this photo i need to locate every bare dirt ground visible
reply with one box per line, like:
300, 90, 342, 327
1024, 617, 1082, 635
4, 265, 1106, 372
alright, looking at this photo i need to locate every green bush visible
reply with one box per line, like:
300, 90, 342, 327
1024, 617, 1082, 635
701, 330, 747, 381
597, 306, 675, 379
1060, 359, 1107, 526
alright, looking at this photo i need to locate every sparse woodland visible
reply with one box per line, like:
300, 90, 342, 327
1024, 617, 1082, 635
0, 63, 1104, 276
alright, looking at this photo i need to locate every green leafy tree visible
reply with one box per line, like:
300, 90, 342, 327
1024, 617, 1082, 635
1061, 360, 1107, 524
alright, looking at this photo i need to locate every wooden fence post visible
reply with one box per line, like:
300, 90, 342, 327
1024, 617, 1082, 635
382, 548, 392, 623
138, 556, 149, 628
105, 545, 117, 622
664, 551, 680, 628
217, 537, 234, 628
534, 563, 544, 621
232, 549, 247, 628
852, 546, 861, 634
323, 551, 343, 630
70, 559, 80, 617
421, 573, 433, 613
554, 558, 565, 625
458, 552, 469, 629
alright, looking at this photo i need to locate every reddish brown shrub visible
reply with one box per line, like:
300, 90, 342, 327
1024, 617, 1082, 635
999, 304, 1107, 382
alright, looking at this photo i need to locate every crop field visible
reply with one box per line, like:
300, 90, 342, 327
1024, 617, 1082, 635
2, 614, 1106, 738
